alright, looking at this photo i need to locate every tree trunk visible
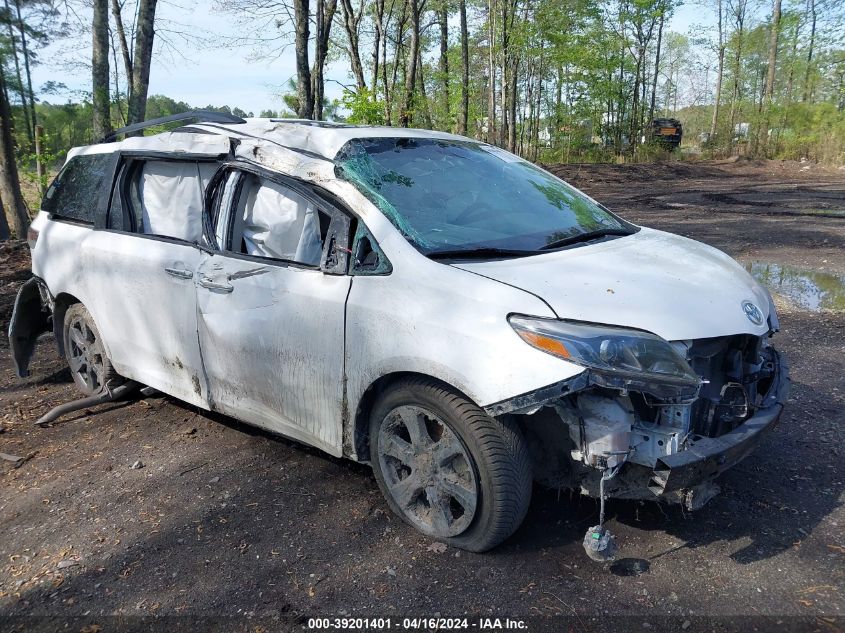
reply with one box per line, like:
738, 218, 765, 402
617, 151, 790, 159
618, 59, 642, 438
416, 45, 432, 128
127, 0, 158, 125
13, 0, 35, 142
389, 2, 408, 122
438, 4, 449, 125
340, 0, 367, 92
760, 0, 781, 155
399, 0, 422, 127
498, 0, 508, 147
0, 198, 9, 240
313, 0, 325, 120
292, 0, 313, 119
372, 0, 385, 95
649, 8, 665, 125
710, 0, 725, 138
728, 4, 746, 138
486, 0, 496, 143
784, 13, 800, 104
763, 0, 781, 104
381, 2, 392, 124
802, 0, 816, 102
312, 0, 336, 120
507, 58, 518, 152
3, 0, 30, 144
111, 0, 133, 83
92, 0, 112, 140
457, 0, 469, 134
110, 28, 127, 125
0, 65, 29, 239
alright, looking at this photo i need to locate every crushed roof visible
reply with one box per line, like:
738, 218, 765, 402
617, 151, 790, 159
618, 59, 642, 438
186, 118, 472, 160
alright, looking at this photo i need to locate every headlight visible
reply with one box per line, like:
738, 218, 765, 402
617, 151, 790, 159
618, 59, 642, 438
509, 315, 699, 385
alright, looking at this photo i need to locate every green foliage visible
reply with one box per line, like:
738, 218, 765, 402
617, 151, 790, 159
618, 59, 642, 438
341, 88, 386, 125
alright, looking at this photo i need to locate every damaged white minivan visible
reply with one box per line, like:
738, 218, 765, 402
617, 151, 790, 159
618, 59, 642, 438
10, 112, 789, 553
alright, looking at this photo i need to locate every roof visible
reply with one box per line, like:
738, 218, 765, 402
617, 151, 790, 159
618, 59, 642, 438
66, 119, 476, 166
185, 119, 472, 160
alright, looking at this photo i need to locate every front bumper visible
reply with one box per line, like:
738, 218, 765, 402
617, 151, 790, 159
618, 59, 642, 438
647, 349, 790, 497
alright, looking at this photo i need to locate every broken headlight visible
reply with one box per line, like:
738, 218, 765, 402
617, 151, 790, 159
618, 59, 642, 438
509, 315, 700, 385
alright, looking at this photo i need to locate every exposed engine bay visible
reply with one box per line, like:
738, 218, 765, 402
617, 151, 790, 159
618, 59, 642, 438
510, 333, 787, 512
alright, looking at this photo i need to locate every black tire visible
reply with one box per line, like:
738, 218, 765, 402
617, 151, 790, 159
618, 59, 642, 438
62, 303, 122, 396
369, 377, 532, 552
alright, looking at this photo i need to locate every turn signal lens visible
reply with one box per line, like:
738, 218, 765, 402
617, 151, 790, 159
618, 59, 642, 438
515, 330, 571, 359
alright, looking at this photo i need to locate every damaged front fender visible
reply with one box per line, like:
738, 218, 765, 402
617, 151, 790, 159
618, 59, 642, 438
484, 366, 699, 417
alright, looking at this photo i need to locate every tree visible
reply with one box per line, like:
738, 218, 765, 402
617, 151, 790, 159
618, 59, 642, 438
457, 0, 469, 134
126, 0, 158, 125
802, 0, 816, 102
710, 0, 726, 137
91, 0, 110, 139
312, 0, 337, 120
0, 62, 28, 238
294, 0, 313, 118
339, 0, 367, 91
399, 0, 424, 127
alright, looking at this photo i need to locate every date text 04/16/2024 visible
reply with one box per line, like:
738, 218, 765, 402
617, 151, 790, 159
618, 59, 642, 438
306, 617, 529, 630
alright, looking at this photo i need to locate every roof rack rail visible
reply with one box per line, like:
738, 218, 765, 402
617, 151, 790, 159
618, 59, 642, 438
101, 110, 246, 143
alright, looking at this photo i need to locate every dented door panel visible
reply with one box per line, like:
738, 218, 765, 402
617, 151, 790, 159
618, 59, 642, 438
77, 231, 208, 407
196, 253, 351, 456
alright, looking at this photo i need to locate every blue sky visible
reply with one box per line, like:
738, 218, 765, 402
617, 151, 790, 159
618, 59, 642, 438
31, 0, 717, 115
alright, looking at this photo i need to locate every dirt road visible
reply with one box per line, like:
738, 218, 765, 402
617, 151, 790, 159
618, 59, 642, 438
1, 159, 843, 632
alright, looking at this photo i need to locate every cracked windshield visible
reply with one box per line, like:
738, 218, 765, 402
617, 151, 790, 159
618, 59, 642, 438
336, 137, 632, 255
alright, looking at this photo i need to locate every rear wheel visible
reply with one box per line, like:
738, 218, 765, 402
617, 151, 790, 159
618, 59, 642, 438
62, 303, 121, 396
369, 378, 532, 552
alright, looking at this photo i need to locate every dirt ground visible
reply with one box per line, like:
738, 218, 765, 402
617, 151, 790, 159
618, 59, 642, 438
1, 159, 843, 632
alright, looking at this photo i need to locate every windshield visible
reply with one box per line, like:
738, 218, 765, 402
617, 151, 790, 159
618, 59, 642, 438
335, 137, 633, 255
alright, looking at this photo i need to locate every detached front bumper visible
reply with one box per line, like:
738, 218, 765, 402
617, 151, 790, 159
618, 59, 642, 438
647, 349, 790, 498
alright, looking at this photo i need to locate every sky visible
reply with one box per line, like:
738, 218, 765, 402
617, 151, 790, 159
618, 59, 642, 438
30, 0, 717, 115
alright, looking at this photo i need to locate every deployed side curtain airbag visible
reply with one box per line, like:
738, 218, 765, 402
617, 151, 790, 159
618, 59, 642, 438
140, 161, 212, 242
241, 179, 323, 265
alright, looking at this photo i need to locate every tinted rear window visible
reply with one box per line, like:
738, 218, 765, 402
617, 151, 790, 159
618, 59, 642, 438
42, 153, 115, 223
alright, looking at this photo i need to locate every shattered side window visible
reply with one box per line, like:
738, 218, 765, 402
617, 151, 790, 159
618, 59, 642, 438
42, 153, 115, 224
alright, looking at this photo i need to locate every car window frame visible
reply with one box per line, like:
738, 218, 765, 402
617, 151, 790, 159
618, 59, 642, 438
204, 160, 355, 276
104, 150, 226, 249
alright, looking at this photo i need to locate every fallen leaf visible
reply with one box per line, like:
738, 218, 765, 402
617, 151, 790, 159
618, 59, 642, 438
427, 542, 448, 554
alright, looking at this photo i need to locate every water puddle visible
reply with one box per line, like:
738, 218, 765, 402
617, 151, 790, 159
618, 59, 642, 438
747, 262, 845, 312
610, 558, 651, 577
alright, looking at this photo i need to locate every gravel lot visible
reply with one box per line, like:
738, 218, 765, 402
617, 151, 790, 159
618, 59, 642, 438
1, 159, 843, 633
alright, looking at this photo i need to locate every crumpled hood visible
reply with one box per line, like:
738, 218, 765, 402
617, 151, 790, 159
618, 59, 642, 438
454, 227, 773, 341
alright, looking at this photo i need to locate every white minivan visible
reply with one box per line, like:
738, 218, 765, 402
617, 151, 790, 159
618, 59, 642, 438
10, 114, 789, 552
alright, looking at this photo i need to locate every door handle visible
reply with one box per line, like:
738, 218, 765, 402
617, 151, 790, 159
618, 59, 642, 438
198, 275, 234, 293
164, 267, 193, 279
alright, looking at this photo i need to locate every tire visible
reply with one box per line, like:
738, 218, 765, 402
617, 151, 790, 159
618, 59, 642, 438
62, 303, 122, 396
369, 377, 532, 552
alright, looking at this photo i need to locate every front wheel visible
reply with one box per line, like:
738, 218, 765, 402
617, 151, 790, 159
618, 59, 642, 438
369, 378, 532, 552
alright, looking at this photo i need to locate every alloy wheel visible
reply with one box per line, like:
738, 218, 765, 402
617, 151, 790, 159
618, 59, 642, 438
377, 405, 478, 538
66, 313, 107, 393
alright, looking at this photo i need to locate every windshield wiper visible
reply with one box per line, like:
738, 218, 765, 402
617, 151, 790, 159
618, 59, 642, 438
540, 227, 634, 251
426, 247, 537, 260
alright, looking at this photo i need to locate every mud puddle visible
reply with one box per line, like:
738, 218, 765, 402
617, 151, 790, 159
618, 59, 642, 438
746, 261, 845, 312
